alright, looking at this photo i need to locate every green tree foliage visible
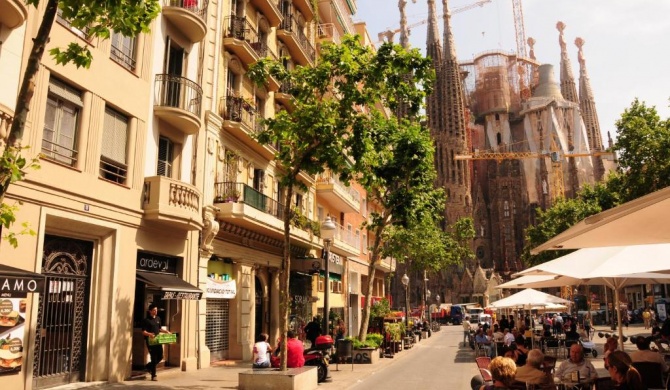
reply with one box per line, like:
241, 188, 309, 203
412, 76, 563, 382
522, 182, 616, 267
609, 98, 670, 202
1, 0, 159, 245
248, 36, 434, 368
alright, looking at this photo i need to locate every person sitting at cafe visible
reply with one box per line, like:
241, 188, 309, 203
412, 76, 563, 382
630, 335, 668, 373
513, 336, 528, 366
503, 328, 515, 346
493, 324, 504, 342
514, 349, 553, 386
555, 343, 598, 382
479, 357, 517, 390
286, 330, 305, 368
607, 350, 644, 390
475, 327, 494, 358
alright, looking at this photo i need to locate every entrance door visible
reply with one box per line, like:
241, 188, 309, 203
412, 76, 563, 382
255, 277, 263, 336
33, 235, 93, 389
205, 299, 229, 362
161, 37, 185, 108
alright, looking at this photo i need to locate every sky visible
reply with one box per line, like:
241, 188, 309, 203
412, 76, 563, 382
353, 0, 670, 144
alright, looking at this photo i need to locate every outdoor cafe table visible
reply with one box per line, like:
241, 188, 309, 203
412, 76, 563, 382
553, 377, 595, 390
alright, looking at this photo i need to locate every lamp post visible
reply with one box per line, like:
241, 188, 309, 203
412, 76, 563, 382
321, 216, 336, 335
401, 273, 410, 329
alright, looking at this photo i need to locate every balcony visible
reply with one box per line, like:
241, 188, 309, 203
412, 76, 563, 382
223, 16, 260, 65
275, 81, 295, 110
0, 0, 28, 29
250, 0, 282, 28
317, 0, 355, 35
154, 74, 202, 135
375, 256, 396, 273
213, 182, 318, 246
292, 0, 315, 22
143, 176, 202, 230
317, 23, 341, 45
161, 0, 208, 42
331, 221, 360, 257
277, 14, 315, 66
316, 170, 361, 213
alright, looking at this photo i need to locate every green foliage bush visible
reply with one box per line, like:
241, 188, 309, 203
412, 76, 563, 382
346, 333, 383, 349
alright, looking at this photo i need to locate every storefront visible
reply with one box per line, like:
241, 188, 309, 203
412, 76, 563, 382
289, 272, 314, 340
132, 251, 201, 371
204, 256, 236, 363
0, 265, 45, 380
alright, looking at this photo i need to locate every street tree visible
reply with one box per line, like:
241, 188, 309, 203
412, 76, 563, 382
248, 37, 433, 369
609, 98, 670, 202
1, 0, 160, 244
521, 182, 616, 267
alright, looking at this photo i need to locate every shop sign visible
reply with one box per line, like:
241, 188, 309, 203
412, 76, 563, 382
161, 291, 202, 300
136, 251, 178, 274
205, 278, 236, 299
321, 250, 344, 274
0, 277, 44, 298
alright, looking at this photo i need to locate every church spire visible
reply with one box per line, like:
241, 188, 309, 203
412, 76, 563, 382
442, 0, 458, 59
576, 37, 606, 181
399, 0, 411, 49
429, 0, 471, 224
425, 0, 443, 135
557, 22, 578, 103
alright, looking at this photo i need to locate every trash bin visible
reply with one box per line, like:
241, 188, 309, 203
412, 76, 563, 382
336, 339, 353, 371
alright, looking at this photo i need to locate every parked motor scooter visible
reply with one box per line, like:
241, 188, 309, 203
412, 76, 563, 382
270, 335, 332, 383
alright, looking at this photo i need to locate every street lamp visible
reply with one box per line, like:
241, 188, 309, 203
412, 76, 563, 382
321, 216, 336, 335
401, 273, 410, 329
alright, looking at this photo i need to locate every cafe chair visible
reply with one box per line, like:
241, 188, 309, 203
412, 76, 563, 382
476, 356, 491, 370
542, 355, 557, 375
544, 337, 560, 358
631, 361, 665, 389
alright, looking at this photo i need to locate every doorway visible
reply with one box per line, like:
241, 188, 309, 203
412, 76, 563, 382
33, 235, 93, 389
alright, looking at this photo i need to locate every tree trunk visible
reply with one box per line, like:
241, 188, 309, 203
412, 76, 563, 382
1, 0, 59, 202
278, 185, 293, 371
357, 224, 384, 341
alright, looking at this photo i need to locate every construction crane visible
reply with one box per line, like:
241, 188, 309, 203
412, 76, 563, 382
376, 0, 492, 45
512, 0, 527, 58
454, 134, 612, 198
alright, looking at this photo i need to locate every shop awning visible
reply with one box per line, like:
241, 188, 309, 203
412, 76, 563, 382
0, 264, 46, 298
137, 271, 202, 300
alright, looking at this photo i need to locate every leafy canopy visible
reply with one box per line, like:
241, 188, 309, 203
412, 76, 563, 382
42, 0, 160, 68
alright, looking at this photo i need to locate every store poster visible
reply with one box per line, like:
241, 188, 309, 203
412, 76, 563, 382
0, 298, 26, 376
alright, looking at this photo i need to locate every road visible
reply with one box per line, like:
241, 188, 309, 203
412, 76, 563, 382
347, 324, 479, 390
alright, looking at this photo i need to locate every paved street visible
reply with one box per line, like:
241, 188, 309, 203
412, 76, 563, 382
50, 322, 647, 390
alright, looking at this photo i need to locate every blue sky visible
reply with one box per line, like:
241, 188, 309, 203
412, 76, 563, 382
353, 0, 670, 143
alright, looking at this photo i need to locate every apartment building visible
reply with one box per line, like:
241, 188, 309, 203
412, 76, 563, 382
0, 0, 208, 388
0, 0, 393, 387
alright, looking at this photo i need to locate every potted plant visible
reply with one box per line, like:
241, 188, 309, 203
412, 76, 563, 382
223, 188, 241, 202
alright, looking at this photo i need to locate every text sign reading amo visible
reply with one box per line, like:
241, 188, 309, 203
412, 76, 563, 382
0, 277, 45, 298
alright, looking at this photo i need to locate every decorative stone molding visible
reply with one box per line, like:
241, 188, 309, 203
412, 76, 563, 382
200, 206, 220, 257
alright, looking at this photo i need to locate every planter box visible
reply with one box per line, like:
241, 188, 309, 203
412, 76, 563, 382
239, 367, 317, 390
351, 348, 380, 364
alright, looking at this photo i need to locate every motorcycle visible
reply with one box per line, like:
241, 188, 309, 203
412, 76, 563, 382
270, 335, 332, 383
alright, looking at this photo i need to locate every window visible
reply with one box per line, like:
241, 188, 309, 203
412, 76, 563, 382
318, 276, 324, 292
111, 32, 137, 71
503, 200, 510, 217
157, 136, 174, 177
100, 107, 129, 184
42, 77, 82, 166
295, 193, 303, 209
56, 9, 90, 39
362, 234, 367, 254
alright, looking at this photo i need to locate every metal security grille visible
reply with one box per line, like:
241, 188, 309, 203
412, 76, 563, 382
205, 299, 229, 361
33, 235, 92, 389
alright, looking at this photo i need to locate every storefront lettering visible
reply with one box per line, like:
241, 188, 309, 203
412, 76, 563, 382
138, 257, 169, 271
0, 278, 39, 293
161, 291, 202, 300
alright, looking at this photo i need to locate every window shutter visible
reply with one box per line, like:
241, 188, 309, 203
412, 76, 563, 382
102, 108, 128, 164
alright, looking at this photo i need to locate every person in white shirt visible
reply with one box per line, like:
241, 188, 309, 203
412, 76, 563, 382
555, 344, 598, 382
252, 333, 273, 368
630, 336, 668, 373
462, 316, 472, 346
503, 328, 515, 346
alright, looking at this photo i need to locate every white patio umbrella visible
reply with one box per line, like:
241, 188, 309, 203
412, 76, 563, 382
506, 245, 670, 349
489, 288, 571, 309
532, 186, 670, 253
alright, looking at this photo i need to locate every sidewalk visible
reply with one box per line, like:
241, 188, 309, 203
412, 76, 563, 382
51, 331, 437, 390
